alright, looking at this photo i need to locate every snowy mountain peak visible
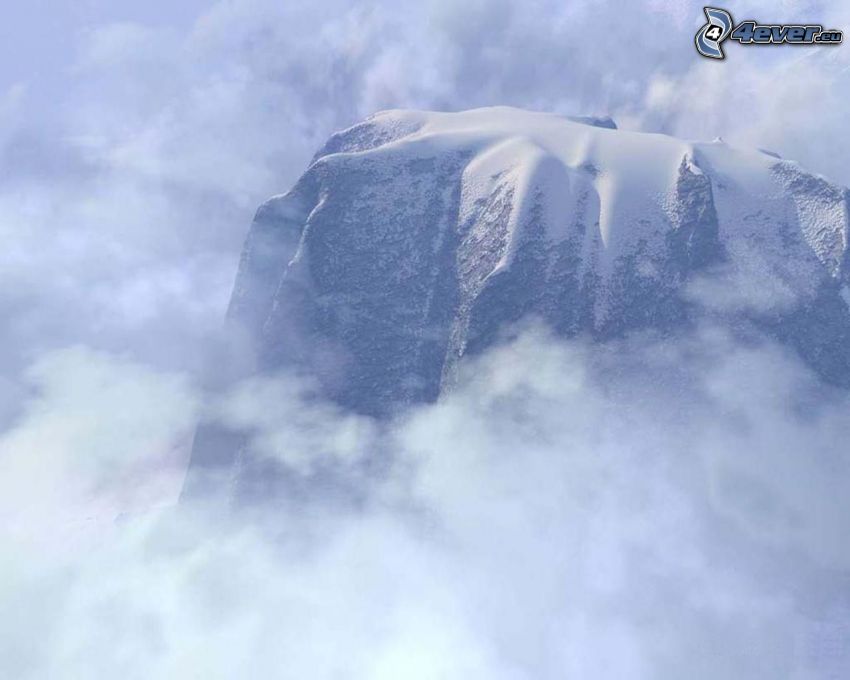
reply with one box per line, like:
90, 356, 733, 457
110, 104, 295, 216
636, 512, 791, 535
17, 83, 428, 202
308, 107, 847, 283
185, 107, 850, 496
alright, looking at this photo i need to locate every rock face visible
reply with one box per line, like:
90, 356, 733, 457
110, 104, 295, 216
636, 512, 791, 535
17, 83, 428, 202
184, 107, 850, 498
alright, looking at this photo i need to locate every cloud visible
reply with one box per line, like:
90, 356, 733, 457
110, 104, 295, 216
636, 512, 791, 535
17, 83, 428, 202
2, 327, 849, 678
215, 371, 378, 475
3, 1, 850, 677
0, 347, 198, 548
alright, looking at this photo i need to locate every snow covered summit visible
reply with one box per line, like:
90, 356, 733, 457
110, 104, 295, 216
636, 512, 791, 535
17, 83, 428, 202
184, 107, 850, 497
229, 107, 850, 412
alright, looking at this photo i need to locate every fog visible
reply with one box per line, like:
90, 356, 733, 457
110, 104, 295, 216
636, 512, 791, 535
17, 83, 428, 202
2, 1, 850, 677
2, 325, 849, 678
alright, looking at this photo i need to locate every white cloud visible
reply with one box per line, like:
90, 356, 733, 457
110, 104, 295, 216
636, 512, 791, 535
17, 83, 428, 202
3, 329, 849, 678
3, 2, 850, 677
215, 372, 378, 475
0, 347, 198, 547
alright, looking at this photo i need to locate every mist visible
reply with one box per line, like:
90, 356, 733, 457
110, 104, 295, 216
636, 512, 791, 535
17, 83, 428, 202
3, 1, 850, 677
2, 325, 850, 678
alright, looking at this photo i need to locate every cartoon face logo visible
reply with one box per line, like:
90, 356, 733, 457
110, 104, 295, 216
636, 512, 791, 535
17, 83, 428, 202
695, 7, 734, 59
